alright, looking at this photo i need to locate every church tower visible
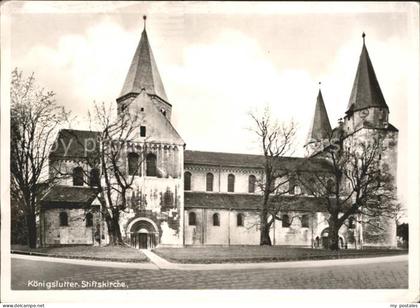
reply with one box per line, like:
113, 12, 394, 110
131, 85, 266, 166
116, 16, 172, 120
343, 33, 391, 133
116, 16, 185, 248
343, 33, 399, 248
304, 87, 333, 157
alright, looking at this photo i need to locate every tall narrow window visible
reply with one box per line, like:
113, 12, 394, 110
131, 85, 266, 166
85, 213, 93, 227
348, 217, 356, 229
282, 214, 290, 228
73, 167, 84, 186
237, 213, 244, 226
227, 174, 235, 192
326, 179, 335, 195
184, 172, 192, 191
206, 173, 214, 192
128, 153, 140, 176
59, 212, 68, 226
294, 185, 301, 195
288, 176, 296, 194
188, 212, 196, 226
301, 215, 309, 228
213, 213, 220, 226
140, 126, 146, 137
248, 175, 256, 193
146, 153, 157, 176
90, 168, 100, 186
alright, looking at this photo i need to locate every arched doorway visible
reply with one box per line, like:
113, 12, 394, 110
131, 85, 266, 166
128, 218, 159, 249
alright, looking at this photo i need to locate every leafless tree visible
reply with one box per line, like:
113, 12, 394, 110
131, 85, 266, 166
298, 130, 398, 250
249, 106, 296, 245
10, 69, 70, 248
55, 101, 146, 245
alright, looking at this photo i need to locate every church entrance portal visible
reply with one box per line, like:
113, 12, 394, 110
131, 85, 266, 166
128, 219, 159, 249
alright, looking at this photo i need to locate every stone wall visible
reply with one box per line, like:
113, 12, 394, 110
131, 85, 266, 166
184, 209, 350, 247
41, 208, 101, 246
184, 165, 264, 194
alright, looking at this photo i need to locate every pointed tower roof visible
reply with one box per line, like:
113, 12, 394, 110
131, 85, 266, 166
119, 16, 168, 102
346, 33, 388, 115
306, 88, 332, 144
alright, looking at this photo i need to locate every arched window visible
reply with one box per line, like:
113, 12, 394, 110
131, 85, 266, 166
301, 215, 309, 228
348, 217, 356, 229
326, 179, 335, 195
213, 213, 220, 226
146, 153, 157, 177
89, 168, 100, 187
227, 174, 235, 192
188, 212, 196, 226
206, 173, 214, 192
59, 212, 68, 226
237, 213, 244, 226
294, 185, 301, 195
184, 172, 192, 191
248, 175, 256, 193
73, 167, 84, 186
85, 213, 93, 227
282, 214, 290, 228
288, 177, 296, 194
128, 153, 140, 176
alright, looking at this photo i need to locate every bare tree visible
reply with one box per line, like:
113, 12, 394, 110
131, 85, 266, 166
249, 106, 296, 245
298, 130, 398, 250
10, 69, 70, 248
53, 101, 146, 245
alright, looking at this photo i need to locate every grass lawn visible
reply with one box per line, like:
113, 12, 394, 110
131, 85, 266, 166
11, 244, 149, 263
153, 246, 408, 264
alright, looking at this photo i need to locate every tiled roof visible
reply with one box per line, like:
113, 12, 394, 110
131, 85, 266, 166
184, 192, 329, 212
119, 29, 168, 102
346, 41, 388, 114
306, 90, 332, 144
184, 150, 332, 172
49, 129, 100, 159
41, 185, 99, 207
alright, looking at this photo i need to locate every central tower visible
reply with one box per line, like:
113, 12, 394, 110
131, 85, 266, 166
116, 16, 172, 120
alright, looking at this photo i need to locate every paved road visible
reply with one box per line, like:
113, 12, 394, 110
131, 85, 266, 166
11, 257, 407, 289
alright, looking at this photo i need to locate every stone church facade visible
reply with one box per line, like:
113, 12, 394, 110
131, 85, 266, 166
38, 21, 398, 249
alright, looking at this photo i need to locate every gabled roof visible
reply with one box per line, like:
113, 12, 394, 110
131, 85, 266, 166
306, 89, 332, 144
184, 150, 332, 172
119, 29, 168, 102
346, 36, 388, 114
49, 129, 100, 159
184, 192, 329, 212
130, 90, 184, 145
41, 185, 99, 208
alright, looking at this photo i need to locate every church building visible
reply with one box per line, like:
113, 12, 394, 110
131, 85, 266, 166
38, 19, 398, 249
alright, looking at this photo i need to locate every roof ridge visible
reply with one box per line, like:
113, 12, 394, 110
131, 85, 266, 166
185, 149, 310, 160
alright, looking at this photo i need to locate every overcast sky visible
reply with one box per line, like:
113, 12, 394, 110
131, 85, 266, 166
5, 2, 418, 205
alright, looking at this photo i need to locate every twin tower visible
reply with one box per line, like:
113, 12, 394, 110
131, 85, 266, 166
304, 33, 398, 162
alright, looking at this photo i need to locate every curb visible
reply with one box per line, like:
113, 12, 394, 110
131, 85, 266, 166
11, 250, 408, 271
154, 251, 409, 264
10, 249, 150, 264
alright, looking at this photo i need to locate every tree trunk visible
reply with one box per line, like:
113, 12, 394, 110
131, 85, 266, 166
328, 216, 340, 250
260, 224, 272, 246
260, 207, 272, 246
26, 213, 37, 248
107, 210, 124, 246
